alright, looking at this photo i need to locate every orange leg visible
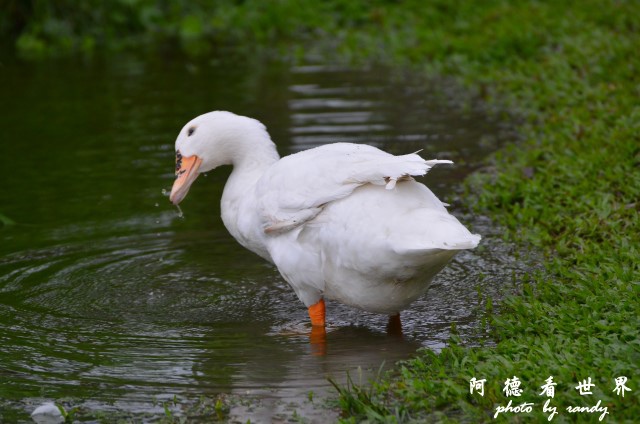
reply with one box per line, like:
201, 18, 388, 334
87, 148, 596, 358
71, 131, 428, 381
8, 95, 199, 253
308, 298, 326, 327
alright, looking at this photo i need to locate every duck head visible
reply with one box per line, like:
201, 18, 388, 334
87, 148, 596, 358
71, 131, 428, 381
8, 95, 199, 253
169, 111, 272, 205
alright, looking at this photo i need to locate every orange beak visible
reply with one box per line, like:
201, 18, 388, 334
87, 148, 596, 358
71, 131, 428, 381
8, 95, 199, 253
169, 151, 203, 205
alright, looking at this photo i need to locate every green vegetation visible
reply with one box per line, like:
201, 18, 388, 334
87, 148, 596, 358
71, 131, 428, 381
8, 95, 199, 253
0, 212, 15, 227
3, 0, 391, 57
4, 0, 638, 421
318, 1, 640, 422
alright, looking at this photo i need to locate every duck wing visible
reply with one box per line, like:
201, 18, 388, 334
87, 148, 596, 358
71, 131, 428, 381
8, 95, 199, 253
255, 143, 451, 234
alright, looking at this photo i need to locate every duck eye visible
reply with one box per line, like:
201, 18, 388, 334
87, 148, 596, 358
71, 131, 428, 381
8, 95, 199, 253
187, 127, 196, 136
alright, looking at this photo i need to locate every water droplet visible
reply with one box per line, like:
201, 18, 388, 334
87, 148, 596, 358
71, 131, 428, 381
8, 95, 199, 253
154, 203, 159, 207
176, 204, 185, 219
161, 189, 168, 196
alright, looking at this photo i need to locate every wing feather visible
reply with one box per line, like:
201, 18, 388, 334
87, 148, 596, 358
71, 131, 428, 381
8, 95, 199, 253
256, 143, 451, 234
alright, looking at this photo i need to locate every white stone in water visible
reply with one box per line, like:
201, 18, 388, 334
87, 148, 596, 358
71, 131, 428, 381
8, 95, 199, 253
30, 403, 64, 424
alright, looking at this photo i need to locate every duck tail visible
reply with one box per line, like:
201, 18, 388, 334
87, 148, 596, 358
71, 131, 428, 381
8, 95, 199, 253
438, 232, 481, 250
351, 153, 452, 189
390, 211, 481, 254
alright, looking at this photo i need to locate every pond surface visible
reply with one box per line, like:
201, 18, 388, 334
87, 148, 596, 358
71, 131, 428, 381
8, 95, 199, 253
0, 50, 527, 422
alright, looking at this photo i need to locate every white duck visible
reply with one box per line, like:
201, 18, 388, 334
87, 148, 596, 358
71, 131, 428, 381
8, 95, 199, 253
170, 111, 480, 328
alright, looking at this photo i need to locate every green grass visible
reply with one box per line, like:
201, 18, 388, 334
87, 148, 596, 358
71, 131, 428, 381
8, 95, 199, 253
5, 0, 639, 421
319, 1, 640, 422
0, 212, 15, 227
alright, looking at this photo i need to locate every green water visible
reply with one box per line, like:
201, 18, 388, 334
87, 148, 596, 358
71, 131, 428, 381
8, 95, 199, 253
0, 50, 526, 421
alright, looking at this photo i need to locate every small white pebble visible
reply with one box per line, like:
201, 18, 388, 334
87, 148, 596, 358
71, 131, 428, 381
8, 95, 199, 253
31, 403, 64, 424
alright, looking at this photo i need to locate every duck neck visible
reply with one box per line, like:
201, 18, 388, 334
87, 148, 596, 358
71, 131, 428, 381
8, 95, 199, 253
223, 137, 280, 198
219, 134, 280, 249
